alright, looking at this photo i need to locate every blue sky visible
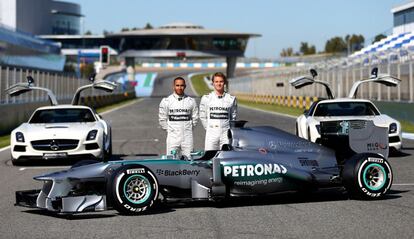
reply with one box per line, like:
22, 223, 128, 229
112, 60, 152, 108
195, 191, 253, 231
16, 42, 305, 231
71, 0, 406, 59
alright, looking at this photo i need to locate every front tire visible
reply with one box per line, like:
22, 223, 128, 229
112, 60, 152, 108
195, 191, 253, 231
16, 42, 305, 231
342, 153, 393, 199
108, 165, 159, 215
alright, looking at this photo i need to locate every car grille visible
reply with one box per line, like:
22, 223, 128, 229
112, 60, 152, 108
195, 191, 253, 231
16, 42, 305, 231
31, 139, 79, 151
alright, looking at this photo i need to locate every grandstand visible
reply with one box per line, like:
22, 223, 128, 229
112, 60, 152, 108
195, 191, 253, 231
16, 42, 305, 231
0, 24, 65, 71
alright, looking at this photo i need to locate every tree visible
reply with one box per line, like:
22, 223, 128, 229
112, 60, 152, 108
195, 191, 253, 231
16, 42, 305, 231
300, 42, 316, 55
84, 30, 92, 35
372, 34, 387, 44
280, 47, 294, 57
144, 23, 153, 29
121, 27, 130, 32
345, 34, 365, 52
325, 36, 347, 53
132, 27, 140, 31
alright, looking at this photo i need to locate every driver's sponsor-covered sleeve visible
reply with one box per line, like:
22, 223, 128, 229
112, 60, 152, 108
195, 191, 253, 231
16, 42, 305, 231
231, 97, 237, 121
158, 98, 168, 130
192, 98, 199, 127
199, 95, 208, 129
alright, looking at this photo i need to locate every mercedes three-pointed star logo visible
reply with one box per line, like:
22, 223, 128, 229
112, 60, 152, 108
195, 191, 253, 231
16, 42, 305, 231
50, 140, 59, 151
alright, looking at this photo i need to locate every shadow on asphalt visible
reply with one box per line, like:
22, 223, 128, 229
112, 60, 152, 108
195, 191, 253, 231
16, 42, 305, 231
19, 188, 406, 219
22, 209, 116, 220
165, 188, 404, 210
389, 149, 411, 158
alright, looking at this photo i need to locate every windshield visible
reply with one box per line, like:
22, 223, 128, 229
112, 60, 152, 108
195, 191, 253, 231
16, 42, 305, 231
29, 108, 96, 123
313, 102, 380, 117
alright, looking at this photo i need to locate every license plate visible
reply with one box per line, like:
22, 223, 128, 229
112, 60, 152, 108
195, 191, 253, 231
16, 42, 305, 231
43, 152, 68, 159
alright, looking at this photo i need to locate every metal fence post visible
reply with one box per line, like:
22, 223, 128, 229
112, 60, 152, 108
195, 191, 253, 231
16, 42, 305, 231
12, 68, 17, 103
410, 61, 413, 102
397, 62, 401, 101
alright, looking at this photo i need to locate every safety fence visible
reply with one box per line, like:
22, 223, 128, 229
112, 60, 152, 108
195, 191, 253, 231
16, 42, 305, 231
0, 65, 127, 104
230, 61, 414, 103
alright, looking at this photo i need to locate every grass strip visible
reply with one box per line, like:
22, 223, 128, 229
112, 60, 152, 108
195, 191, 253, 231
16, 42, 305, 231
400, 120, 414, 133
190, 73, 211, 96
0, 135, 10, 148
238, 99, 303, 117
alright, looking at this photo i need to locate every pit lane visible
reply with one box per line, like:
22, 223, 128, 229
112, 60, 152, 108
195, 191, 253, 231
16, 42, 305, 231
0, 71, 413, 239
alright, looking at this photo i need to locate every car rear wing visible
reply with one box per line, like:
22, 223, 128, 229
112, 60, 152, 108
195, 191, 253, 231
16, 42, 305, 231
348, 67, 401, 98
71, 74, 117, 105
5, 76, 59, 106
289, 69, 335, 99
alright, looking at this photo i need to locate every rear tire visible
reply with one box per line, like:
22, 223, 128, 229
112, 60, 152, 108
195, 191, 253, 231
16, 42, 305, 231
107, 165, 159, 215
342, 153, 392, 199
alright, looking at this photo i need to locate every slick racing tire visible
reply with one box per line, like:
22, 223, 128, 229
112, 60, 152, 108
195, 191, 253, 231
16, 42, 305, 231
342, 153, 392, 199
108, 165, 159, 215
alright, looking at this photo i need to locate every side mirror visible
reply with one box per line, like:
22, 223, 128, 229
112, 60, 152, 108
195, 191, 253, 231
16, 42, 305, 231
88, 73, 97, 82
371, 67, 378, 78
26, 76, 34, 85
310, 69, 318, 78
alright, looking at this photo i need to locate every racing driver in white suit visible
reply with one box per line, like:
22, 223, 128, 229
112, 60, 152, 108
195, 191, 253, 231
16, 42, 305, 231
159, 77, 198, 158
200, 72, 237, 150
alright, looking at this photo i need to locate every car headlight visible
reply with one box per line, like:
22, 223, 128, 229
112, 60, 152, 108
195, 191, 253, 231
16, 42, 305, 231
15, 132, 25, 142
86, 130, 98, 141
389, 123, 397, 134
315, 125, 321, 134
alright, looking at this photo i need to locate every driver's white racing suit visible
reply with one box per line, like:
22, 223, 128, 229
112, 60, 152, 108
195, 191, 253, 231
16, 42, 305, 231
199, 92, 237, 150
159, 93, 198, 158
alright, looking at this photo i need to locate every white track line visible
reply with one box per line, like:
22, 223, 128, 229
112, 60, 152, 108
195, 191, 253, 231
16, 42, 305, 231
392, 183, 414, 186
187, 73, 200, 97
402, 132, 414, 140
0, 146, 10, 152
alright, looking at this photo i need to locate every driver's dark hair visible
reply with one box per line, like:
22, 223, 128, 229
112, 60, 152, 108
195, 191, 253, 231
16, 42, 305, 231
211, 72, 227, 84
173, 76, 186, 85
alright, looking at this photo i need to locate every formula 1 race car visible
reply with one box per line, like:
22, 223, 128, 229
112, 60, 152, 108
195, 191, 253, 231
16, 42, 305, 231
15, 119, 393, 215
6, 75, 117, 165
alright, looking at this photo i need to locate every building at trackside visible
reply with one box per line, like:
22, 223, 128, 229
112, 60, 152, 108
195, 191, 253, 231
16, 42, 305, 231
392, 1, 414, 34
41, 22, 260, 78
0, 0, 82, 35
0, 0, 81, 71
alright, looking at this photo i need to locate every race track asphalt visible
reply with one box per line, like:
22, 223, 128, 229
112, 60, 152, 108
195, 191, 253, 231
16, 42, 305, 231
0, 71, 413, 239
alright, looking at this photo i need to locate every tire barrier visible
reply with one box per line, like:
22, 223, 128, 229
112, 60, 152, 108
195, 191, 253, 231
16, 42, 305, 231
235, 92, 318, 111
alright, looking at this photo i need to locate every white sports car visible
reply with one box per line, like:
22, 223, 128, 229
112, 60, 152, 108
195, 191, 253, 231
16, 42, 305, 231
291, 68, 402, 151
6, 75, 116, 165
295, 98, 402, 150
